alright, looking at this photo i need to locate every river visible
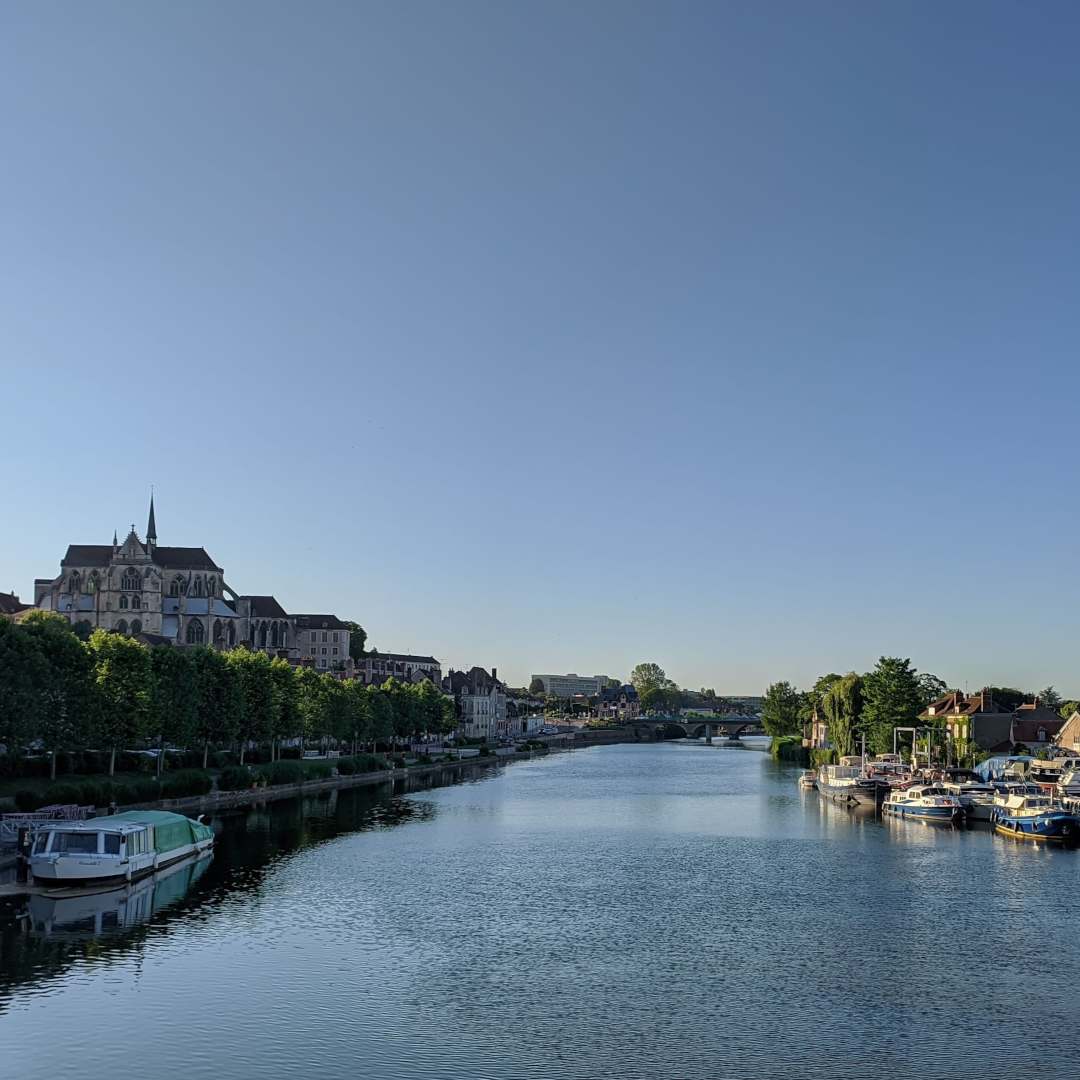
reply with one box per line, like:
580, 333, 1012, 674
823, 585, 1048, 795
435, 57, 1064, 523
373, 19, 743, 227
2, 741, 1079, 1079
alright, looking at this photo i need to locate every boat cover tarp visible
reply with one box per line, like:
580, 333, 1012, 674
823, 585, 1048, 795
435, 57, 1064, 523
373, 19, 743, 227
108, 811, 213, 855
974, 755, 1035, 781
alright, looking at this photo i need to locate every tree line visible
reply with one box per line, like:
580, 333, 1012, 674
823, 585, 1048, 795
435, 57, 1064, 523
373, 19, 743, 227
0, 612, 455, 777
761, 657, 1069, 759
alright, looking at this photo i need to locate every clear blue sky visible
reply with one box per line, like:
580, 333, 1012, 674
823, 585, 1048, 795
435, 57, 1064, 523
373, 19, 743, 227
4, 2, 1079, 694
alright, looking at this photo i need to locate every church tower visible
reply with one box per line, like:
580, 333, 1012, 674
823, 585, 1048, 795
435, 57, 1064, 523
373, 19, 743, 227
147, 493, 157, 554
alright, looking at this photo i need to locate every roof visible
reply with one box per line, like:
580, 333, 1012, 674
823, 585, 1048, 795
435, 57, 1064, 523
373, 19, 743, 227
135, 633, 174, 647
61, 544, 221, 571
366, 652, 439, 665
242, 595, 289, 619
0, 591, 29, 616
291, 614, 349, 631
1012, 717, 1064, 744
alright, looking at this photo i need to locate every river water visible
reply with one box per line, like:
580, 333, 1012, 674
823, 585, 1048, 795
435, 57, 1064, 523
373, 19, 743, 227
2, 741, 1079, 1079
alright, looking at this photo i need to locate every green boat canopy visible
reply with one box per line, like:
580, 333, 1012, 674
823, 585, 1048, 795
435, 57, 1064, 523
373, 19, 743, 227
107, 811, 214, 855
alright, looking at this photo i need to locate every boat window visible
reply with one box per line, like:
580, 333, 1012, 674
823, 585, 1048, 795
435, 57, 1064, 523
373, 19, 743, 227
103, 834, 121, 855
51, 832, 99, 854
32, 833, 50, 854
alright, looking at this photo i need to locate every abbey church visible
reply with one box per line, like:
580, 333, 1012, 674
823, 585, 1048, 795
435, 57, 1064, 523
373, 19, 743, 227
34, 497, 352, 671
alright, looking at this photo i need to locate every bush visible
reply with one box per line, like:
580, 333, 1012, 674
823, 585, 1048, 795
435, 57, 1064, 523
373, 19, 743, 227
391, 755, 406, 769
335, 757, 357, 775
79, 781, 104, 808
303, 760, 331, 780
218, 765, 254, 791
210, 750, 234, 770
129, 779, 162, 803
478, 746, 492, 757
259, 760, 303, 786
161, 770, 213, 799
770, 736, 809, 766
14, 789, 41, 811
354, 753, 387, 772
810, 748, 837, 768
36, 782, 83, 806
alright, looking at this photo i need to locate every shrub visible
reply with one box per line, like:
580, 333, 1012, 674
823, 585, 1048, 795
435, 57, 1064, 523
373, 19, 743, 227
303, 760, 331, 780
79, 781, 104, 808
259, 760, 303, 786
129, 779, 162, 803
416, 753, 433, 765
218, 765, 254, 791
38, 783, 82, 806
335, 757, 357, 775
161, 770, 213, 799
810, 748, 837, 768
210, 750, 234, 770
770, 736, 809, 766
391, 755, 406, 769
14, 789, 41, 811
353, 753, 386, 773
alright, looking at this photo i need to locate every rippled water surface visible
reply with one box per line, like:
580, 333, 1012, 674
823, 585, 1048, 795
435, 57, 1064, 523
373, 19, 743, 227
3, 742, 1080, 1080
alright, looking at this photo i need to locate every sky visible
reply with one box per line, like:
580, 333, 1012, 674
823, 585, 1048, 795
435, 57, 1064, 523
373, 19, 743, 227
3, 2, 1080, 694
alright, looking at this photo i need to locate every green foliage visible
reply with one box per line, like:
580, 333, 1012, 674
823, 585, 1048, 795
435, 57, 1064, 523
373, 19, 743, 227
343, 620, 367, 662
861, 657, 923, 755
810, 748, 837, 768
986, 687, 1028, 712
769, 736, 809, 765
303, 759, 332, 780
1059, 701, 1080, 720
259, 759, 304, 785
218, 765, 255, 791
799, 674, 841, 724
149, 646, 198, 755
761, 681, 802, 737
1038, 686, 1063, 711
161, 770, 213, 798
630, 663, 668, 694
335, 756, 357, 775
87, 629, 152, 773
916, 673, 949, 706
822, 673, 863, 758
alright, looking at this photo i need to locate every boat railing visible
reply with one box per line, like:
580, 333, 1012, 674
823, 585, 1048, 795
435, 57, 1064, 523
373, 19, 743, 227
0, 804, 92, 847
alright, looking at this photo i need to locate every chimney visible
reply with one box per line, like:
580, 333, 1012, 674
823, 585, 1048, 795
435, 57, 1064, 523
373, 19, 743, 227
491, 667, 497, 682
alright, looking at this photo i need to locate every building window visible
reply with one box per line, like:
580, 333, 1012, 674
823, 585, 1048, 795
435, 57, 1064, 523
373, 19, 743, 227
192, 577, 205, 598
68, 573, 81, 594
321, 647, 327, 655
332, 647, 338, 656
130, 619, 142, 635
131, 594, 141, 609
322, 632, 327, 642
119, 595, 129, 610
121, 569, 140, 591
186, 620, 205, 645
170, 576, 187, 597
116, 619, 128, 635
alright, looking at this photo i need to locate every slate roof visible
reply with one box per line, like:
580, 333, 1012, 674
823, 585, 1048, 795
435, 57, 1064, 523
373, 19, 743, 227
61, 544, 221, 571
1012, 717, 1064, 744
292, 614, 349, 631
0, 591, 29, 617
242, 595, 289, 619
365, 652, 439, 665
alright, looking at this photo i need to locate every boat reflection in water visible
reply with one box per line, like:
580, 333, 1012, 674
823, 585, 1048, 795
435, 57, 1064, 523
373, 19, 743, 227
27, 852, 212, 939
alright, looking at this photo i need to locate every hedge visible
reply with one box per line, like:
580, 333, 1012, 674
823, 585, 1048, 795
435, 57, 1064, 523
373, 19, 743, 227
218, 765, 255, 791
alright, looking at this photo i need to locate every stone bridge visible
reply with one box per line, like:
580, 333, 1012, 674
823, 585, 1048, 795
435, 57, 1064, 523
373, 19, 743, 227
628, 716, 764, 742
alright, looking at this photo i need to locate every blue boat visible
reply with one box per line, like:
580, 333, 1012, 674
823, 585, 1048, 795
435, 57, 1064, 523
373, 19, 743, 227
992, 793, 1080, 845
883, 784, 963, 823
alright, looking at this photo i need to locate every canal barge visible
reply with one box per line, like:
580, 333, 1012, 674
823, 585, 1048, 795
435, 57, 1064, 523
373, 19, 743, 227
816, 757, 888, 809
29, 810, 215, 886
991, 794, 1080, 845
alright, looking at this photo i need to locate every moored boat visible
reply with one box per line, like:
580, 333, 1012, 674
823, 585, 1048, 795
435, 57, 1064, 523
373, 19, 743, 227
29, 810, 214, 886
797, 770, 817, 790
816, 757, 888, 809
991, 793, 1080, 845
883, 784, 963, 823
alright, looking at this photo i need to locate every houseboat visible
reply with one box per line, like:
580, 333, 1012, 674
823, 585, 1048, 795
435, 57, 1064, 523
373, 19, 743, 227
883, 785, 964, 823
939, 775, 998, 822
816, 757, 888, 809
991, 793, 1080, 845
797, 770, 817, 790
29, 810, 214, 886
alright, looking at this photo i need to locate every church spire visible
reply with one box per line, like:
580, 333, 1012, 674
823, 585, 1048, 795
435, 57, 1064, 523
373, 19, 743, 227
147, 491, 157, 550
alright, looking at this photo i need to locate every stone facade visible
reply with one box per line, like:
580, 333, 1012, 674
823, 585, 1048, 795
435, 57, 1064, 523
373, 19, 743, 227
358, 652, 441, 686
444, 667, 508, 742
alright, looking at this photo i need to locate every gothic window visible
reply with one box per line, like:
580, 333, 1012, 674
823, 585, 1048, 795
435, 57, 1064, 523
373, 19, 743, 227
68, 573, 81, 594
259, 622, 268, 648
87, 573, 98, 594
130, 619, 142, 636
119, 595, 129, 610
213, 619, 223, 645
121, 569, 140, 591
192, 576, 205, 598
116, 619, 128, 636
207, 576, 216, 596
271, 623, 279, 648
131, 594, 141, 609
228, 621, 236, 646
186, 620, 205, 645
170, 576, 187, 597
280, 625, 288, 647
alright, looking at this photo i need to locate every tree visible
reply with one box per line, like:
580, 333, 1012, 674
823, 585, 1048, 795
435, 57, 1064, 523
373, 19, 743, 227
821, 673, 863, 757
0, 618, 50, 757
224, 649, 279, 765
341, 679, 373, 753
148, 646, 197, 777
986, 687, 1028, 712
365, 685, 394, 748
799, 673, 841, 725
343, 620, 367, 662
270, 657, 301, 759
630, 663, 667, 695
529, 677, 546, 695
294, 666, 327, 751
916, 672, 949, 707
192, 647, 240, 768
1038, 686, 1063, 712
761, 681, 802, 737
861, 657, 923, 755
1059, 701, 1079, 720
22, 612, 96, 778
605, 677, 622, 690
88, 629, 151, 775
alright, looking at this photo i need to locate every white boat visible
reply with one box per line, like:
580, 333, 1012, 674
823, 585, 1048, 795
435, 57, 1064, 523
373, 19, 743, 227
1057, 768, 1080, 798
939, 779, 997, 821
883, 784, 963, 823
797, 770, 817, 790
816, 757, 888, 808
29, 810, 214, 886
